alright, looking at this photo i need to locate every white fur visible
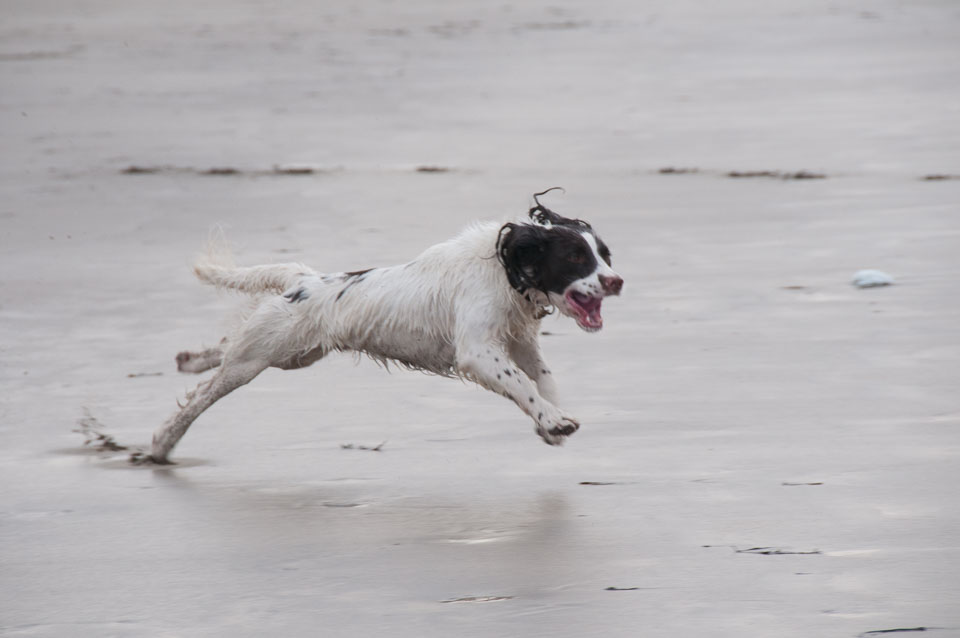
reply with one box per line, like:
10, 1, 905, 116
133, 220, 618, 464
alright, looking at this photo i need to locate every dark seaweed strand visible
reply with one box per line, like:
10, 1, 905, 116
528, 187, 591, 230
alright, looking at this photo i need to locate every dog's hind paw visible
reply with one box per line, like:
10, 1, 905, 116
175, 347, 223, 374
128, 449, 173, 466
175, 351, 194, 371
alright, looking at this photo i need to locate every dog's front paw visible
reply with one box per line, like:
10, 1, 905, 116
536, 412, 580, 446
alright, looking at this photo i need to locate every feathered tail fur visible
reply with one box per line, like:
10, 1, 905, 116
192, 231, 314, 295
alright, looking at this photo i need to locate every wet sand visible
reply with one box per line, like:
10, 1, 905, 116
2, 1, 959, 636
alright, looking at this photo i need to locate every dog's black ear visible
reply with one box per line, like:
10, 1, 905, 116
497, 223, 548, 293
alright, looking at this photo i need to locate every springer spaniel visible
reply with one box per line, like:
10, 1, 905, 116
132, 189, 622, 464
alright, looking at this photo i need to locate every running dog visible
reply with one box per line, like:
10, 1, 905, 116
132, 189, 623, 463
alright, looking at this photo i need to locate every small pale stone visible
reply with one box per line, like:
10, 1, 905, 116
852, 269, 894, 288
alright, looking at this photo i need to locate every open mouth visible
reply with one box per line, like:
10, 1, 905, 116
565, 291, 604, 331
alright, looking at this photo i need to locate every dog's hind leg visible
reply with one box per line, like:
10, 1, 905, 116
133, 356, 268, 464
134, 297, 316, 464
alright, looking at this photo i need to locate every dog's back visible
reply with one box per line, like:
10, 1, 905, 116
248, 221, 526, 375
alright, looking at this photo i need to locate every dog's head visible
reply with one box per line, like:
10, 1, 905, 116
497, 189, 623, 332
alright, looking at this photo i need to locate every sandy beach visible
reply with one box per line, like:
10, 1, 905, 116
2, 1, 959, 636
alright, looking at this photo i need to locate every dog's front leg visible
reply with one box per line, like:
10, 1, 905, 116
508, 338, 559, 405
456, 343, 578, 445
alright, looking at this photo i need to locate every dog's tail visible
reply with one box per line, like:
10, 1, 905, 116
193, 231, 315, 295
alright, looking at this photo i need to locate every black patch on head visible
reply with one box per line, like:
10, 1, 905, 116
530, 188, 612, 267
497, 223, 606, 295
283, 287, 309, 303
496, 189, 612, 294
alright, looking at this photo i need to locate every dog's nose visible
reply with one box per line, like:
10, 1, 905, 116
600, 274, 623, 295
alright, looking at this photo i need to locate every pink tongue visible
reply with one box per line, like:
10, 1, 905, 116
578, 297, 603, 327
586, 309, 602, 327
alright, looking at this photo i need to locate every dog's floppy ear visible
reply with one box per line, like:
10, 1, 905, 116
497, 223, 548, 293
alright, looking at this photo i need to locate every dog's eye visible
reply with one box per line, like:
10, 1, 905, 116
568, 251, 587, 264
598, 242, 612, 266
